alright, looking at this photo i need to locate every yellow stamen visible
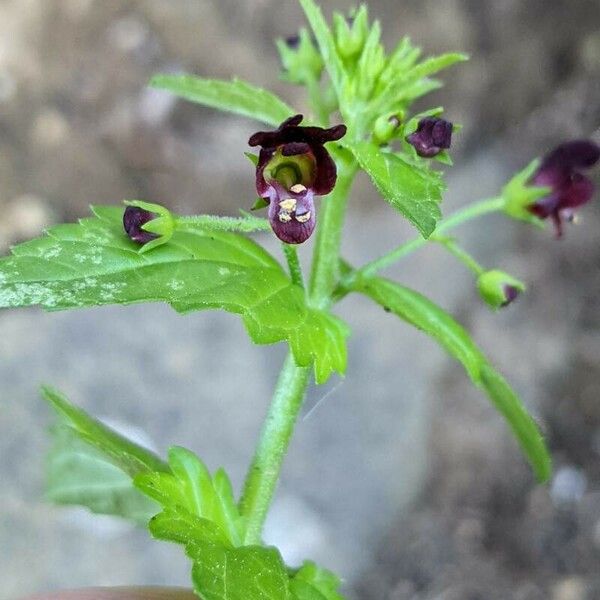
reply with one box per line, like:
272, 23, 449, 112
279, 198, 297, 211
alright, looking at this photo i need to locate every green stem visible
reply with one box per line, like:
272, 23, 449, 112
355, 196, 505, 280
432, 235, 485, 276
282, 243, 305, 288
239, 353, 311, 545
238, 148, 357, 543
309, 149, 358, 309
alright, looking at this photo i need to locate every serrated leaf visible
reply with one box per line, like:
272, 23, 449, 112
47, 425, 159, 524
135, 446, 246, 547
347, 141, 443, 237
299, 0, 346, 97
42, 386, 169, 477
352, 276, 551, 482
150, 75, 295, 127
0, 206, 348, 383
149, 507, 231, 547
189, 543, 292, 600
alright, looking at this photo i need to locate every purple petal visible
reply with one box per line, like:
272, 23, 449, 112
406, 117, 453, 158
282, 142, 312, 156
311, 143, 338, 196
540, 140, 600, 172
123, 206, 159, 244
560, 173, 595, 209
266, 182, 316, 244
501, 285, 520, 307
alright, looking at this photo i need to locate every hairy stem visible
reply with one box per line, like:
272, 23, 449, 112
282, 243, 305, 288
239, 353, 310, 545
238, 147, 357, 543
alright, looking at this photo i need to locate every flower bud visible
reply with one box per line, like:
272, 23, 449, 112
373, 113, 402, 145
123, 200, 174, 252
334, 10, 368, 60
277, 28, 323, 85
477, 270, 525, 310
406, 117, 453, 158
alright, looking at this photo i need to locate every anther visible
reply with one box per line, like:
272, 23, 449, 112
279, 198, 297, 211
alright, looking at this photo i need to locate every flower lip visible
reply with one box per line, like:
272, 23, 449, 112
528, 139, 600, 237
406, 117, 453, 158
123, 206, 159, 244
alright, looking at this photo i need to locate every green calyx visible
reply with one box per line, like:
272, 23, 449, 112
333, 6, 369, 60
373, 113, 402, 144
124, 199, 175, 253
502, 158, 549, 227
276, 28, 324, 85
477, 270, 526, 310
264, 149, 316, 190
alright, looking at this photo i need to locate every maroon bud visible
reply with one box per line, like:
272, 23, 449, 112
528, 140, 600, 237
406, 117, 453, 158
123, 206, 159, 244
285, 34, 301, 49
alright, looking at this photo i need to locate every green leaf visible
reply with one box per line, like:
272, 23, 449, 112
189, 542, 292, 600
134, 446, 296, 600
132, 445, 347, 600
298, 0, 346, 97
42, 386, 169, 477
135, 446, 247, 547
47, 425, 159, 524
290, 562, 345, 600
347, 141, 443, 237
351, 276, 551, 482
354, 19, 385, 101
371, 52, 467, 119
0, 206, 348, 383
150, 74, 295, 127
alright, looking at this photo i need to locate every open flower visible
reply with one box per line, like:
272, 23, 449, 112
406, 117, 453, 158
527, 140, 600, 237
248, 114, 346, 244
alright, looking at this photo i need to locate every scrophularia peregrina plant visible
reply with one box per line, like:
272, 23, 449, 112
2, 1, 599, 598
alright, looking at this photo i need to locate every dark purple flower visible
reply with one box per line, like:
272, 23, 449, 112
123, 205, 159, 244
406, 117, 453, 158
528, 140, 600, 237
248, 114, 347, 244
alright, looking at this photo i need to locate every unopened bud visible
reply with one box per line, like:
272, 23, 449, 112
477, 270, 525, 310
123, 200, 174, 252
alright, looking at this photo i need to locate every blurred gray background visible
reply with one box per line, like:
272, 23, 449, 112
0, 1, 599, 599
